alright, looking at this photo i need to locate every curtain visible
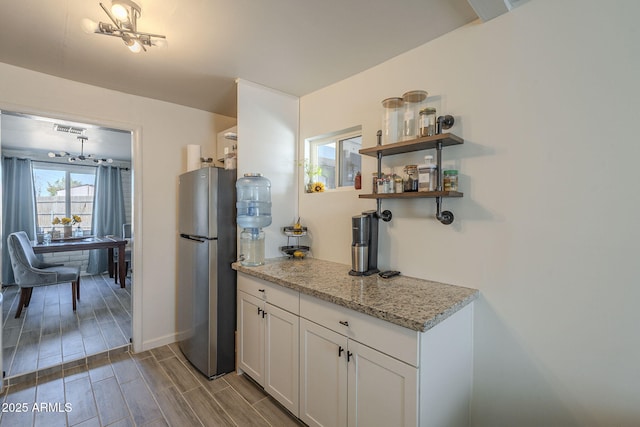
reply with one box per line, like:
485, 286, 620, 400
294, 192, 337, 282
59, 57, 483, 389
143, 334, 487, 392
87, 165, 126, 274
2, 156, 37, 285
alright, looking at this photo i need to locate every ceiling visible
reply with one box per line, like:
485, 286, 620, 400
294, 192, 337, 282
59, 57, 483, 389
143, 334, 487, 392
1, 112, 132, 161
0, 0, 521, 160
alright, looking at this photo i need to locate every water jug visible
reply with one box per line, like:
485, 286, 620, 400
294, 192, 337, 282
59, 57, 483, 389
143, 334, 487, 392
236, 173, 272, 229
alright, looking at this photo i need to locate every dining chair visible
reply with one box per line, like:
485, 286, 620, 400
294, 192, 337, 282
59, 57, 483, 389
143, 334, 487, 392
6, 231, 81, 318
114, 223, 132, 284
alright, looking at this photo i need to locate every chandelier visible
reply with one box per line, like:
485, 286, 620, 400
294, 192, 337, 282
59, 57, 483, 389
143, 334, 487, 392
82, 0, 167, 53
48, 136, 113, 164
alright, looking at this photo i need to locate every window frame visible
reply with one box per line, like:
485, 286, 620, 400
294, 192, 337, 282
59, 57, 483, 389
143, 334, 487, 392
305, 127, 362, 191
32, 161, 97, 231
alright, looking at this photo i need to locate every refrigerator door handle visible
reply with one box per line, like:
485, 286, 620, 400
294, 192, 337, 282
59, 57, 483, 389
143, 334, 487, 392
180, 233, 214, 243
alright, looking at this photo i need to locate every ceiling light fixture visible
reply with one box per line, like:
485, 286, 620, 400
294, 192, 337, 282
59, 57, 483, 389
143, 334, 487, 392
82, 0, 167, 53
48, 136, 113, 164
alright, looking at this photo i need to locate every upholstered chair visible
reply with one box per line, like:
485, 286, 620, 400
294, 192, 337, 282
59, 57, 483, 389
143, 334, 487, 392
6, 231, 81, 318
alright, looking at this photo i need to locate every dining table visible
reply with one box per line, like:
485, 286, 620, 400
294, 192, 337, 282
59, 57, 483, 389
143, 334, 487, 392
32, 236, 128, 287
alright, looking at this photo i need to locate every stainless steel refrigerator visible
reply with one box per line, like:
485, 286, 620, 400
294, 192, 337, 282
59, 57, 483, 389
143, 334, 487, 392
177, 167, 237, 379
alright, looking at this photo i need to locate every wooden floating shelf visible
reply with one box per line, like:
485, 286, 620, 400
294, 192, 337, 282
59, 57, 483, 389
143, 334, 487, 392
359, 191, 463, 199
359, 133, 463, 157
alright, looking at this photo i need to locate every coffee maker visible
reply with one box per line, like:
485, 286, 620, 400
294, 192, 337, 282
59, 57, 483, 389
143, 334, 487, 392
349, 210, 379, 276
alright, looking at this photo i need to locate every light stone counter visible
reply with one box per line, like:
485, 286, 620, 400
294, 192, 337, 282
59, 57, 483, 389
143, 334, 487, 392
233, 257, 478, 332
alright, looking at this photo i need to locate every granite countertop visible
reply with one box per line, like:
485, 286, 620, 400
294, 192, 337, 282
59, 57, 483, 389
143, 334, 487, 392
233, 258, 478, 333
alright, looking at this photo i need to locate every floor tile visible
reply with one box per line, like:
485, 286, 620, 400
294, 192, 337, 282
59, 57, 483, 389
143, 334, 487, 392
183, 386, 236, 427
120, 377, 163, 425
92, 377, 129, 426
213, 387, 270, 427
153, 385, 202, 427
254, 395, 305, 427
158, 356, 200, 393
65, 376, 98, 426
2, 273, 132, 383
133, 357, 174, 392
148, 346, 174, 362
224, 372, 267, 405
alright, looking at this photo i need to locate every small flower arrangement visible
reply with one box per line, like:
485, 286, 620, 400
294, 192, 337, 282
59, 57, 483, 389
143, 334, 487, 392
310, 182, 325, 193
53, 215, 82, 226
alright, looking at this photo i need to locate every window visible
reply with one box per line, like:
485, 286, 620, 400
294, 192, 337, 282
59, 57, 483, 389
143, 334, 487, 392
305, 127, 362, 191
33, 162, 96, 232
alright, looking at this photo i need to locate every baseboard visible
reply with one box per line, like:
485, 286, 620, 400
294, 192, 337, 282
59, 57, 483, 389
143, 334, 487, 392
138, 332, 177, 353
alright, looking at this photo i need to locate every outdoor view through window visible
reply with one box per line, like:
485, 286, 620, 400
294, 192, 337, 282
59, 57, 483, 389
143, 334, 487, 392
33, 163, 96, 233
305, 127, 362, 192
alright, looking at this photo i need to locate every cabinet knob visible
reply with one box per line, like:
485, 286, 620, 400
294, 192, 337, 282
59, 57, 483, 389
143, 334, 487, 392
338, 346, 344, 357
347, 351, 353, 362
262, 310, 267, 318
258, 289, 265, 293
257, 308, 262, 315
339, 320, 349, 327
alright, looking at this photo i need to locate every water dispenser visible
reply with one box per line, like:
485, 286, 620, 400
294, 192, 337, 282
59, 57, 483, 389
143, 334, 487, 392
236, 173, 272, 266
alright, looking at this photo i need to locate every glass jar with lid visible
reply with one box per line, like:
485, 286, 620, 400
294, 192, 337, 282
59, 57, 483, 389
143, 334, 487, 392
401, 90, 428, 141
443, 169, 459, 192
419, 107, 437, 137
403, 165, 419, 192
381, 97, 404, 145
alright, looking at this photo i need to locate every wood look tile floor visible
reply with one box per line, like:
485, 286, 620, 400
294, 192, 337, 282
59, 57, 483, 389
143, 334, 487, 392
0, 343, 304, 427
2, 274, 132, 379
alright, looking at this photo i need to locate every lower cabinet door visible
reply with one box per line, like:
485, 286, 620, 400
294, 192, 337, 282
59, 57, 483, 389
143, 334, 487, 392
300, 319, 348, 427
265, 303, 299, 416
237, 291, 264, 385
347, 341, 418, 427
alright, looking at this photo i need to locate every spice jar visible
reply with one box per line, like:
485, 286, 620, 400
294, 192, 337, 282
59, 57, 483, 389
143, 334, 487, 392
403, 165, 419, 192
443, 170, 459, 192
381, 97, 403, 145
419, 107, 436, 137
372, 172, 379, 193
394, 173, 404, 193
401, 90, 428, 141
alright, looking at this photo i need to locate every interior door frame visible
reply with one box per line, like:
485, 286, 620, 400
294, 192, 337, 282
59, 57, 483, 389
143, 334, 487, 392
0, 102, 143, 355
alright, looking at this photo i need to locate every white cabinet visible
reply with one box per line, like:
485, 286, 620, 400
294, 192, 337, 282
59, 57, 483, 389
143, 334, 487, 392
299, 318, 348, 427
265, 303, 299, 413
299, 313, 417, 427
237, 275, 299, 416
237, 272, 474, 427
237, 291, 265, 383
347, 340, 418, 427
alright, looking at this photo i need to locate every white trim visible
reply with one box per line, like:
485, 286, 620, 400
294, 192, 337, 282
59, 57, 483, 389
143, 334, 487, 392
0, 102, 143, 356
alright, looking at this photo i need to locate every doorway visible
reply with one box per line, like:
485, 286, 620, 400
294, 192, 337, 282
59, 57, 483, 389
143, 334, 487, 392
0, 110, 134, 380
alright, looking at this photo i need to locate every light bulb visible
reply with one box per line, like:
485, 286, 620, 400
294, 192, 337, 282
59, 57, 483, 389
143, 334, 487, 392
81, 18, 99, 34
152, 38, 168, 49
127, 39, 142, 53
111, 3, 129, 21
48, 152, 56, 158
106, 159, 114, 164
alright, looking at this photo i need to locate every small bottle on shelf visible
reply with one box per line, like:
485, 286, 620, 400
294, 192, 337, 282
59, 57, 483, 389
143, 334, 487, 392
443, 169, 458, 191
418, 155, 437, 192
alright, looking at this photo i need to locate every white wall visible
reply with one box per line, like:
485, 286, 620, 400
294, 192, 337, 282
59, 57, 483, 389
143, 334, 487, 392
237, 79, 299, 258
299, 0, 640, 425
0, 63, 236, 351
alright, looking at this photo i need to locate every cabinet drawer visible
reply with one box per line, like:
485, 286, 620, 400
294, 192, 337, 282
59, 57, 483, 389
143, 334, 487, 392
238, 274, 299, 314
300, 293, 419, 366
